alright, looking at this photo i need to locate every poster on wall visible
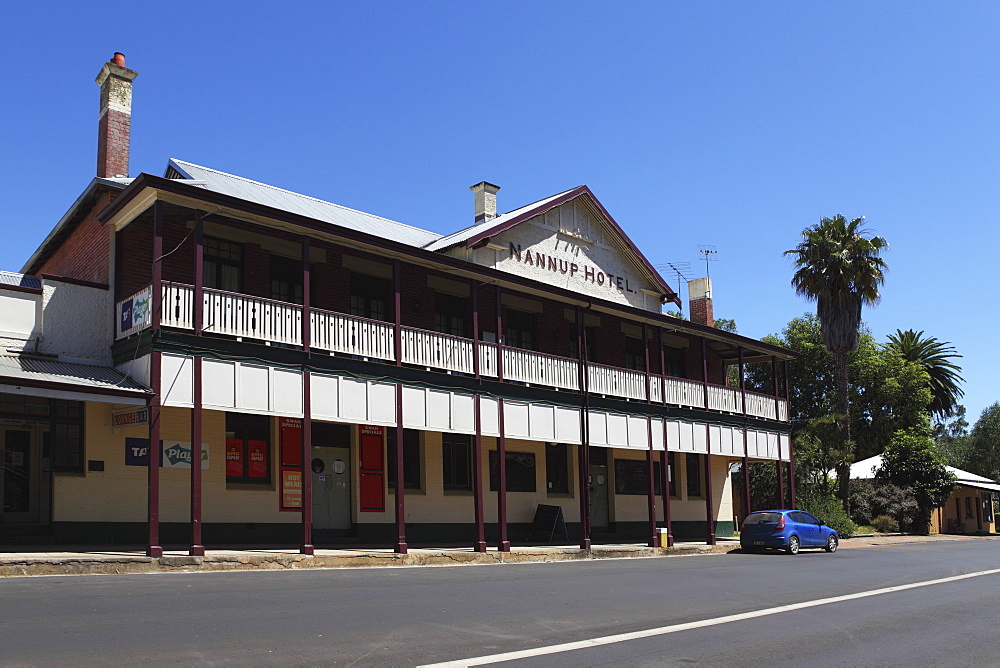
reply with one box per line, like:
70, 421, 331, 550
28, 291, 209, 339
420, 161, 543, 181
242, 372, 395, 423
226, 439, 244, 477
124, 438, 209, 468
118, 286, 152, 334
279, 418, 303, 511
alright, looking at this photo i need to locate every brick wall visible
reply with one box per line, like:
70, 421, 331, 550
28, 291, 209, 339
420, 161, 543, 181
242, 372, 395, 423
37, 190, 118, 286
97, 109, 130, 179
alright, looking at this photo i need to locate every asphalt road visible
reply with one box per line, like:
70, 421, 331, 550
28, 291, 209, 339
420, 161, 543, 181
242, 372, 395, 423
2, 539, 1000, 666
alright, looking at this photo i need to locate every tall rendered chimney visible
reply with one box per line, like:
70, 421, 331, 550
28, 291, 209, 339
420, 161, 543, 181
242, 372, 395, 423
470, 181, 500, 224
687, 278, 714, 327
95, 52, 138, 178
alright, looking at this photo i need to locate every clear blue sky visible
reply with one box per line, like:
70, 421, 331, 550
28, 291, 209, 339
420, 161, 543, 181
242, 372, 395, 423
2, 3, 997, 426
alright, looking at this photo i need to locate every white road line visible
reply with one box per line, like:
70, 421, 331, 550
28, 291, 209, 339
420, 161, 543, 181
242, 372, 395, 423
419, 567, 1000, 667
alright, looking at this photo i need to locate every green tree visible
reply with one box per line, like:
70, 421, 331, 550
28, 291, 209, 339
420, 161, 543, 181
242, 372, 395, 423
958, 403, 1000, 481
877, 429, 956, 533
886, 329, 964, 418
786, 215, 888, 509
934, 405, 970, 467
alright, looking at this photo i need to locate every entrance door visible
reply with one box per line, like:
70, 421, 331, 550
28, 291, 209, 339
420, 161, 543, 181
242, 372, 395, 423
312, 446, 352, 530
589, 463, 610, 530
2, 429, 38, 523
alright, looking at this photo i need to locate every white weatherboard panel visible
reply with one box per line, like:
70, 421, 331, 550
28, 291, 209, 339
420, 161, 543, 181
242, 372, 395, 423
239, 364, 270, 412
160, 353, 193, 406
627, 415, 646, 449
452, 393, 476, 433
272, 369, 303, 415
402, 386, 425, 427
341, 378, 368, 421
606, 413, 628, 447
117, 354, 151, 390
692, 423, 708, 453
480, 397, 499, 436
780, 433, 791, 462
202, 359, 235, 409
311, 373, 340, 419
588, 411, 608, 447
745, 429, 758, 458
368, 382, 396, 425
767, 432, 780, 460
528, 404, 555, 441
650, 418, 664, 451
504, 401, 530, 439
427, 390, 451, 430
555, 406, 581, 444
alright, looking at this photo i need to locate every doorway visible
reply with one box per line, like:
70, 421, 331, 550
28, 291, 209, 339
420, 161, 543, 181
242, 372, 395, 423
589, 447, 610, 531
312, 444, 352, 532
2, 427, 46, 524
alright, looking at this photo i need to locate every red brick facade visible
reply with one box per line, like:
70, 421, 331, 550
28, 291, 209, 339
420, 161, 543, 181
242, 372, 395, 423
37, 190, 118, 286
97, 109, 131, 179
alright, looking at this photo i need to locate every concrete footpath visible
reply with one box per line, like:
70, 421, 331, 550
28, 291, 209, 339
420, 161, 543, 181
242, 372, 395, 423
0, 533, 994, 578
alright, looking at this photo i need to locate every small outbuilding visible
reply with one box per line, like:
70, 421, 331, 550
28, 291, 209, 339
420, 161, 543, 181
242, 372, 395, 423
850, 455, 998, 535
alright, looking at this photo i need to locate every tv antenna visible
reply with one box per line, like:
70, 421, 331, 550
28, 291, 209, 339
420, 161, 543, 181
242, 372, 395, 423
698, 245, 718, 280
655, 261, 691, 294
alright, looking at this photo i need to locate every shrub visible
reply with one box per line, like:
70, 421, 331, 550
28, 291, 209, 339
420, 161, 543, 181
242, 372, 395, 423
800, 494, 857, 538
872, 515, 899, 533
849, 479, 921, 530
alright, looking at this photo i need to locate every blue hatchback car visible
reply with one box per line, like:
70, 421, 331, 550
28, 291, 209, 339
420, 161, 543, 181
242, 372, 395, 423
740, 509, 839, 555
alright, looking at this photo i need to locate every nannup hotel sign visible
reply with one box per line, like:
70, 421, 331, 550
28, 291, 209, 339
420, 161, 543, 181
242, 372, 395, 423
507, 242, 644, 296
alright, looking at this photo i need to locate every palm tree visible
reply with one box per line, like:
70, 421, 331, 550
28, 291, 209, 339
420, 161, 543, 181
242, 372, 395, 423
785, 214, 888, 507
887, 329, 964, 418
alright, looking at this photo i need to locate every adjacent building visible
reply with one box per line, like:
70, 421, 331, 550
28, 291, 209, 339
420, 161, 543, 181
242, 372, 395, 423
0, 54, 794, 555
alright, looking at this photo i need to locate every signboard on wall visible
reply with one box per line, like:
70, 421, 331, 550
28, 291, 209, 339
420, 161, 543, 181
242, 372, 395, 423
279, 418, 303, 511
124, 437, 209, 468
112, 407, 149, 428
119, 286, 152, 334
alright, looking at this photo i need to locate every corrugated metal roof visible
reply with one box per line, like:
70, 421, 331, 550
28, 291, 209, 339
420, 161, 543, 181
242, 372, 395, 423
423, 189, 575, 251
0, 271, 41, 291
168, 159, 442, 248
850, 454, 1000, 492
0, 355, 148, 394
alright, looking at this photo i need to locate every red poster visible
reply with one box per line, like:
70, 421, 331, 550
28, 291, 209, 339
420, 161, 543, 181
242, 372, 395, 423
247, 440, 268, 479
281, 469, 303, 510
225, 438, 244, 477
280, 418, 302, 467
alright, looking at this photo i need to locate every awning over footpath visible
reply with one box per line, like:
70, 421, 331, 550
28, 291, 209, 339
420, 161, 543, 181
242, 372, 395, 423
850, 454, 1000, 494
0, 354, 150, 405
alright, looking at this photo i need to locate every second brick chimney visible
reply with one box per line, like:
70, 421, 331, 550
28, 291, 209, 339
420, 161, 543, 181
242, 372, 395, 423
95, 53, 138, 178
687, 278, 714, 327
470, 182, 500, 224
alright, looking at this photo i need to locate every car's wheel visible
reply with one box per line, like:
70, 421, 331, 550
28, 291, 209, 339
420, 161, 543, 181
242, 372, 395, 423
786, 535, 800, 555
825, 534, 838, 553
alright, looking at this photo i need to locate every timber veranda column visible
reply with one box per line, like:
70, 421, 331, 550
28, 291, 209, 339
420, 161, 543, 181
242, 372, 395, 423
146, 200, 164, 558
393, 260, 407, 554
577, 307, 591, 550
189, 212, 205, 557
471, 281, 486, 552
300, 237, 315, 555
658, 327, 673, 547
495, 285, 510, 552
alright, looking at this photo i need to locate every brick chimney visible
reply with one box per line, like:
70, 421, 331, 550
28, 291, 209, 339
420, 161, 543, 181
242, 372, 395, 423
470, 182, 500, 224
95, 53, 138, 178
687, 278, 714, 327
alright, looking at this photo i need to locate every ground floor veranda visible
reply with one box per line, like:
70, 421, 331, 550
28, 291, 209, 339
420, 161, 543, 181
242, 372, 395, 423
0, 399, 793, 553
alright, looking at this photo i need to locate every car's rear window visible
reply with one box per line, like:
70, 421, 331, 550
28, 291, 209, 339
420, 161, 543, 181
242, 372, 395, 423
745, 512, 783, 523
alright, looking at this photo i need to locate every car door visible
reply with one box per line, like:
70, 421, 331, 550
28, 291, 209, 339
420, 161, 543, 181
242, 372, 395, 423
797, 511, 822, 546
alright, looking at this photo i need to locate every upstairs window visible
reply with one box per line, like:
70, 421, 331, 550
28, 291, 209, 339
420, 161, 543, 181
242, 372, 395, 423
204, 237, 243, 293
663, 346, 686, 378
568, 324, 597, 361
434, 292, 469, 338
270, 255, 303, 304
350, 272, 390, 322
625, 336, 646, 371
504, 308, 536, 351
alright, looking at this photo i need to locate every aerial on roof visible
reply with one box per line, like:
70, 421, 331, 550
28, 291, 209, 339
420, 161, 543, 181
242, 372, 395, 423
166, 159, 443, 248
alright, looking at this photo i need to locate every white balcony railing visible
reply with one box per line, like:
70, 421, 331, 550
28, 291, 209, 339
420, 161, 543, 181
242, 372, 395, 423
140, 283, 790, 421
401, 328, 474, 374
664, 377, 707, 409
707, 384, 741, 413
312, 309, 394, 361
503, 347, 580, 390
588, 363, 647, 400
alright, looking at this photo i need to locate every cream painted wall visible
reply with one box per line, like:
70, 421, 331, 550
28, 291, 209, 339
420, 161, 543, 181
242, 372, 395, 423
53, 404, 293, 524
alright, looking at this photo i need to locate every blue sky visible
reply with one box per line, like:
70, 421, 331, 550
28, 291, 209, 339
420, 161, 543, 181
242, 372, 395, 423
1, 2, 997, 426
